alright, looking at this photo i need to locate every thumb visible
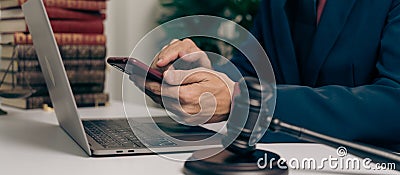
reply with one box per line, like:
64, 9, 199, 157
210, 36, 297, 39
163, 68, 209, 85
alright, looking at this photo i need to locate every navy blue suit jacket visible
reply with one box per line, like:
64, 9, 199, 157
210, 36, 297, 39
228, 0, 400, 148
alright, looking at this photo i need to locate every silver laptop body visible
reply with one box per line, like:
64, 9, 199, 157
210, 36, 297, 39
22, 0, 220, 156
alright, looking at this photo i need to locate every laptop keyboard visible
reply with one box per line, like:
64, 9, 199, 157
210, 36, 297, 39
83, 119, 177, 149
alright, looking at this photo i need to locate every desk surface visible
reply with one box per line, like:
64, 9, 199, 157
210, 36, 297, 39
0, 101, 398, 175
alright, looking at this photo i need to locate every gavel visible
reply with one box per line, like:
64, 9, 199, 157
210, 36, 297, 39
184, 77, 400, 175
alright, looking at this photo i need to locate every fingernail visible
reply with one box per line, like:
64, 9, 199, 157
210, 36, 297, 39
157, 59, 163, 65
170, 39, 179, 44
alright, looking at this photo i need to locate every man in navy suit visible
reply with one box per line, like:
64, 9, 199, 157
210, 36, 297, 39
131, 0, 400, 149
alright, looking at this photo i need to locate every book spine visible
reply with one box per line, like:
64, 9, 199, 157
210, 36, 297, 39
19, 0, 107, 11
1, 81, 104, 88
27, 97, 44, 109
13, 70, 105, 86
14, 33, 31, 45
15, 45, 106, 60
14, 33, 106, 45
25, 93, 109, 109
11, 59, 106, 72
62, 0, 107, 1
46, 7, 106, 21
29, 84, 105, 96
48, 0, 108, 1
17, 45, 37, 60
59, 45, 106, 59
74, 93, 109, 106
50, 20, 104, 34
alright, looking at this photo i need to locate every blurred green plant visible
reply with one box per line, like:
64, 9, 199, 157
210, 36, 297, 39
158, 0, 261, 61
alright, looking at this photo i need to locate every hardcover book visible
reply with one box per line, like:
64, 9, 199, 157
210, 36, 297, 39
1, 44, 106, 60
0, 84, 105, 96
0, 19, 104, 33
0, 59, 106, 72
0, 7, 106, 20
0, 0, 107, 11
2, 93, 109, 109
1, 33, 106, 45
0, 70, 106, 86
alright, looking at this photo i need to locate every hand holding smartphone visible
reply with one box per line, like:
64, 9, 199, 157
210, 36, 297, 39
107, 57, 163, 83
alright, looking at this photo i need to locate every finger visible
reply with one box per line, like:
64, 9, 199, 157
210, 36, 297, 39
159, 84, 180, 100
169, 51, 209, 70
159, 39, 181, 52
180, 51, 208, 63
157, 39, 199, 67
156, 43, 182, 67
163, 68, 211, 86
169, 39, 180, 44
151, 40, 180, 70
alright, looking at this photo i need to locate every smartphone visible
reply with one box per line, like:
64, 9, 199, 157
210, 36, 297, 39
107, 57, 163, 83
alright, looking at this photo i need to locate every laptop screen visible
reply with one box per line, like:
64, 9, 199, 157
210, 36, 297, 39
22, 0, 91, 155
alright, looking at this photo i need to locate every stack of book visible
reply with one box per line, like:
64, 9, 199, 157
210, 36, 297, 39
0, 0, 109, 109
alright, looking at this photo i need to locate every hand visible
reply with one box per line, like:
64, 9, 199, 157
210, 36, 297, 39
136, 68, 235, 125
151, 38, 212, 72
130, 38, 212, 108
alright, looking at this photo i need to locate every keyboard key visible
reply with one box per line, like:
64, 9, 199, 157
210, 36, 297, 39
83, 120, 176, 149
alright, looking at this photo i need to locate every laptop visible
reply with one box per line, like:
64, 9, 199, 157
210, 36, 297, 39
22, 0, 221, 156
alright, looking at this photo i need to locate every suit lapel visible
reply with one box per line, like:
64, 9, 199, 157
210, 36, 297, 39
270, 0, 301, 84
302, 0, 357, 86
